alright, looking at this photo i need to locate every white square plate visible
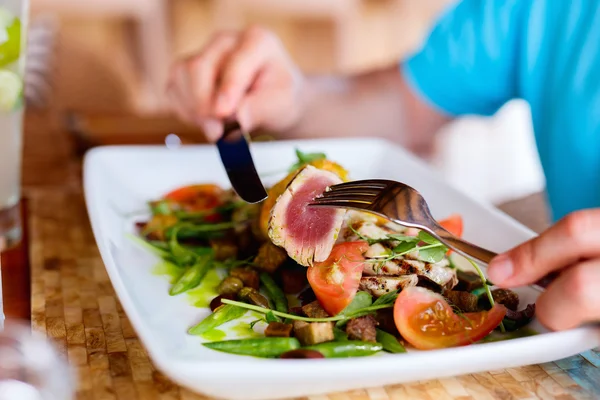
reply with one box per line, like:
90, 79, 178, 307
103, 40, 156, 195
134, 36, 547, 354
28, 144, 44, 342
83, 138, 600, 400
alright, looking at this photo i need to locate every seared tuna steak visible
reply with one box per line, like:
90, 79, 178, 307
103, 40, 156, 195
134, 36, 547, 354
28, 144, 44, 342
268, 165, 346, 266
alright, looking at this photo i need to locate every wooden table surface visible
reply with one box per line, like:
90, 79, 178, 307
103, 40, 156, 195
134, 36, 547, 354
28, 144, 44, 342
2, 112, 599, 400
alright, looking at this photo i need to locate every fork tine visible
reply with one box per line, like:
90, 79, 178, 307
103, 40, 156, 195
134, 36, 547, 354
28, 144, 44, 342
308, 199, 373, 211
328, 179, 390, 191
317, 193, 377, 203
320, 189, 379, 198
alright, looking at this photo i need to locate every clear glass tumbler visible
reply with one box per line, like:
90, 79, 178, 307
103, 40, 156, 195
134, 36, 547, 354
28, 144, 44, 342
0, 0, 27, 249
0, 322, 75, 400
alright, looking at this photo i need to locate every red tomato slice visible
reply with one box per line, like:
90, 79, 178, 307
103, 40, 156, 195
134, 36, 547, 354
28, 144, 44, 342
439, 214, 463, 237
394, 286, 506, 350
307, 241, 369, 316
439, 214, 463, 255
163, 184, 224, 221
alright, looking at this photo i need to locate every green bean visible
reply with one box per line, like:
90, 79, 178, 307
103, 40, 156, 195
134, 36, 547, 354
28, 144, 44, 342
169, 226, 198, 267
375, 329, 406, 354
127, 233, 171, 259
170, 255, 212, 295
203, 337, 300, 357
259, 273, 288, 313
333, 327, 349, 342
189, 304, 247, 335
304, 341, 382, 358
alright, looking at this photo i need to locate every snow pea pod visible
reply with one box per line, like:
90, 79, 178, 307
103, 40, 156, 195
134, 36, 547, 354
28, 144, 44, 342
259, 272, 288, 313
189, 304, 247, 335
376, 329, 406, 354
170, 255, 213, 295
203, 337, 301, 357
304, 341, 382, 358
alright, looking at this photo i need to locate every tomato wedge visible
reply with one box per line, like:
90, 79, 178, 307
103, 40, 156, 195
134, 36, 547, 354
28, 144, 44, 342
439, 214, 463, 237
163, 184, 224, 221
439, 214, 463, 255
394, 287, 506, 350
307, 241, 369, 316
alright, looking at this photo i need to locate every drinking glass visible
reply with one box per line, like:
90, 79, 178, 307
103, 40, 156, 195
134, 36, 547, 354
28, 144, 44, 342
1, 0, 27, 336
0, 322, 75, 400
0, 0, 27, 249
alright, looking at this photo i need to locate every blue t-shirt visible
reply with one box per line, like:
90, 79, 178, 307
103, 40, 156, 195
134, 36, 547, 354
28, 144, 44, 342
403, 0, 600, 222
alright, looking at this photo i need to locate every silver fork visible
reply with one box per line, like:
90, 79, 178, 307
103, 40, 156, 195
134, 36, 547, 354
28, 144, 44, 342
309, 179, 497, 264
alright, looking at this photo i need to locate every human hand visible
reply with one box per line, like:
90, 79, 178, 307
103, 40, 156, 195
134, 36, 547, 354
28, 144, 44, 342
487, 210, 600, 331
166, 26, 305, 142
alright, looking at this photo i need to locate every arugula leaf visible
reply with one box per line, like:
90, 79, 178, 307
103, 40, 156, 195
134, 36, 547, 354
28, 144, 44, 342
340, 292, 372, 316
417, 230, 439, 245
418, 245, 448, 263
150, 200, 172, 216
387, 234, 420, 243
372, 289, 400, 306
393, 241, 418, 254
333, 327, 349, 341
288, 148, 327, 171
296, 149, 326, 164
265, 311, 280, 323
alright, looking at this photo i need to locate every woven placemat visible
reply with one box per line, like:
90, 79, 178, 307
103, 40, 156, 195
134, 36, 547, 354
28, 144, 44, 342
27, 188, 599, 400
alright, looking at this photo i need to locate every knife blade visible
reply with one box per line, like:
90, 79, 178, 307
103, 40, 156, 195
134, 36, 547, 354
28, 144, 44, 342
216, 120, 268, 204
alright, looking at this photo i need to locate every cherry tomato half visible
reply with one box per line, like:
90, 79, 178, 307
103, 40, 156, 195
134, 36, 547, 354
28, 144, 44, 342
307, 241, 369, 316
394, 286, 506, 350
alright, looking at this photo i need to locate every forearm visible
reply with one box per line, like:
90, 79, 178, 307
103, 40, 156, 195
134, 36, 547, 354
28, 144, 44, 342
283, 64, 450, 152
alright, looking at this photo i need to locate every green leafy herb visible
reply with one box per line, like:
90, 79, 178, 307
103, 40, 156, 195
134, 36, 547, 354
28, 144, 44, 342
393, 240, 418, 254
372, 289, 400, 306
289, 148, 327, 171
387, 234, 420, 242
265, 311, 280, 323
340, 291, 372, 316
417, 230, 438, 244
418, 245, 448, 263
333, 327, 349, 341
150, 200, 173, 216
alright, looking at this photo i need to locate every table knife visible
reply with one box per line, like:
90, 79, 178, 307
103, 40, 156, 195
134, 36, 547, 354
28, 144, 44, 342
216, 120, 268, 204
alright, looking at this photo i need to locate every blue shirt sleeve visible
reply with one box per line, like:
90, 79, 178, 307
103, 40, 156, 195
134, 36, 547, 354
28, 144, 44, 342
402, 0, 531, 117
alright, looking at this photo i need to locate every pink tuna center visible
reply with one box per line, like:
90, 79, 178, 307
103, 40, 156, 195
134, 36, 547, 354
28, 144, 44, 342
284, 175, 339, 245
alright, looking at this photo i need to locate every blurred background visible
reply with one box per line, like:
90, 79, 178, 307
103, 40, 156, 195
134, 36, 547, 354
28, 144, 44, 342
25, 0, 545, 209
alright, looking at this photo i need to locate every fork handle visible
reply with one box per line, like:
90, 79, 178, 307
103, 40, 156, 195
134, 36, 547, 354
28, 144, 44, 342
431, 226, 497, 264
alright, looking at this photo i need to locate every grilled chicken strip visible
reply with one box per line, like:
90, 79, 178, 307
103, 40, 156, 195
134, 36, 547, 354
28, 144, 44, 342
363, 258, 457, 290
359, 275, 418, 297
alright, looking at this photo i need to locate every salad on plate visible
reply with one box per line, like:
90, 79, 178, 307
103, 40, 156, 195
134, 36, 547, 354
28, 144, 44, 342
131, 150, 537, 359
